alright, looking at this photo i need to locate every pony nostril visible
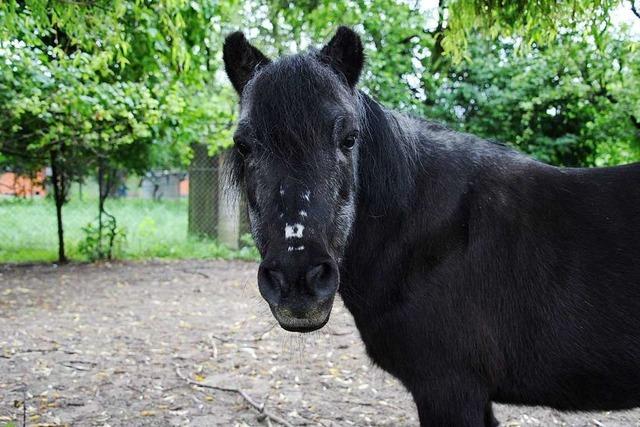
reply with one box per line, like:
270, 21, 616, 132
257, 265, 287, 304
306, 263, 330, 283
305, 261, 339, 298
268, 269, 286, 289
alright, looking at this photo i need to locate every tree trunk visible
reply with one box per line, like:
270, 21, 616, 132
188, 143, 219, 239
98, 165, 105, 258
50, 150, 67, 264
107, 169, 127, 198
97, 163, 119, 260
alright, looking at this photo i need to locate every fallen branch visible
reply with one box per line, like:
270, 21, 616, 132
12, 348, 78, 357
180, 269, 211, 279
175, 366, 294, 427
18, 348, 59, 354
210, 323, 276, 344
22, 387, 27, 427
60, 360, 96, 371
209, 334, 231, 343
61, 363, 92, 371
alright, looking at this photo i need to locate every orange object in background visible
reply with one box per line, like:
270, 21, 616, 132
179, 177, 189, 197
0, 169, 47, 197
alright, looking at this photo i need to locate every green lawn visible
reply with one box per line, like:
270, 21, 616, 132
0, 197, 258, 263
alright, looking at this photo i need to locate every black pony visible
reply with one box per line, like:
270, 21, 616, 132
223, 27, 640, 426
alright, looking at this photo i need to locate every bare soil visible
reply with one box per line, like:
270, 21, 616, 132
0, 260, 639, 426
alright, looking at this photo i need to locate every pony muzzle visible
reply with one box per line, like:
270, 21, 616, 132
257, 257, 339, 332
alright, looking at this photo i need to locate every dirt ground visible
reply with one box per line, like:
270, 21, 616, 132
1, 260, 639, 427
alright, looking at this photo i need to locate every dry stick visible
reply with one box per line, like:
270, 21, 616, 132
210, 324, 277, 344
180, 269, 211, 279
208, 335, 218, 360
175, 367, 294, 427
22, 386, 26, 427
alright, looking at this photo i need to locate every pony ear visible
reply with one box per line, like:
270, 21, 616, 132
223, 31, 271, 95
320, 26, 364, 87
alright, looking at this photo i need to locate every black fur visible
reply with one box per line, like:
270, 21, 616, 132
224, 27, 640, 426
320, 26, 364, 87
223, 31, 271, 94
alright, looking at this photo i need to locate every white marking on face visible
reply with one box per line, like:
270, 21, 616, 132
287, 245, 305, 252
299, 210, 307, 218
279, 186, 285, 196
302, 190, 311, 202
284, 223, 304, 239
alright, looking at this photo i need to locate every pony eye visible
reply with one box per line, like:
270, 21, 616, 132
234, 137, 252, 157
341, 131, 359, 150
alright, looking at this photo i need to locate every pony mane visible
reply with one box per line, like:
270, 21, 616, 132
356, 93, 427, 215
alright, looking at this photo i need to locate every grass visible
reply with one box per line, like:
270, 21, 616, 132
0, 197, 258, 263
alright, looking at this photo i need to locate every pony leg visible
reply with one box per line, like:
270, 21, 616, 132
412, 384, 489, 427
484, 402, 499, 427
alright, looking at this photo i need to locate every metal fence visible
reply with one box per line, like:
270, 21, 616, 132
0, 147, 250, 263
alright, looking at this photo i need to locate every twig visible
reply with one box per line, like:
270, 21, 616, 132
22, 387, 26, 427
210, 324, 277, 344
207, 334, 218, 360
209, 334, 231, 343
61, 363, 91, 371
632, 2, 640, 20
175, 366, 294, 427
180, 269, 211, 279
61, 360, 96, 371
18, 348, 59, 354
13, 347, 77, 356
329, 331, 352, 336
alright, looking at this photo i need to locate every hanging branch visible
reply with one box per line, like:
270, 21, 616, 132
631, 2, 640, 20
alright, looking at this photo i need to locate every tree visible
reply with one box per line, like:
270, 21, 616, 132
258, 0, 639, 166
0, 0, 238, 262
443, 0, 625, 60
1, 0, 638, 262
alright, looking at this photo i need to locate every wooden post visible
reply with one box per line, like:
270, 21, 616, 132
217, 151, 241, 249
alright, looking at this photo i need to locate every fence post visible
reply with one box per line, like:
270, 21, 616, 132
217, 150, 242, 249
188, 143, 218, 239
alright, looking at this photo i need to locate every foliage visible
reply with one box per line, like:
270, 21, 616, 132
0, 0, 242, 261
422, 33, 640, 166
1, 0, 635, 168
78, 216, 127, 261
0, 0, 239, 167
0, 0, 638, 263
253, 0, 639, 166
444, 0, 623, 60
0, 40, 162, 170
239, 232, 261, 260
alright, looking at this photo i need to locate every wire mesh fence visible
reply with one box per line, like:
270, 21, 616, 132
0, 150, 253, 264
